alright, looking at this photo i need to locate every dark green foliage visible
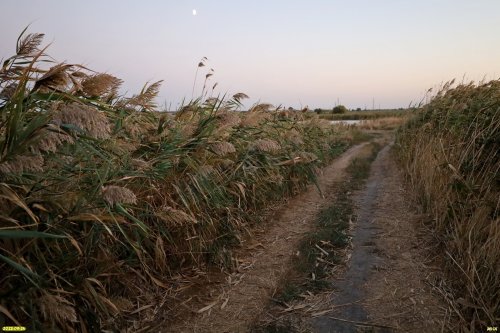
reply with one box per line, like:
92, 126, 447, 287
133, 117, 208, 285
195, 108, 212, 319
332, 105, 348, 114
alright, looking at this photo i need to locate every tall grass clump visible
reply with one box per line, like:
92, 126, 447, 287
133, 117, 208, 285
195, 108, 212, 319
0, 30, 351, 331
396, 79, 500, 330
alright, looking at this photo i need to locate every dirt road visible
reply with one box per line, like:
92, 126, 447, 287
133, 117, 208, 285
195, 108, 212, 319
311, 143, 447, 332
164, 137, 448, 332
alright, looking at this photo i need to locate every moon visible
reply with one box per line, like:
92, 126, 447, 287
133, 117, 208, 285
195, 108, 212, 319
192, 9, 197, 16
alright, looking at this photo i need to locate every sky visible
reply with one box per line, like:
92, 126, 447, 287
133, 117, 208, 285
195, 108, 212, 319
1, 0, 500, 110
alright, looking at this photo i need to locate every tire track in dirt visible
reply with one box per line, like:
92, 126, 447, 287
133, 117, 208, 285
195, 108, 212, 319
312, 143, 448, 332
164, 142, 372, 333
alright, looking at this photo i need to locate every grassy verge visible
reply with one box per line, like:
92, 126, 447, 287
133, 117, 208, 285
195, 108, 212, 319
318, 109, 409, 120
396, 80, 499, 330
258, 141, 382, 332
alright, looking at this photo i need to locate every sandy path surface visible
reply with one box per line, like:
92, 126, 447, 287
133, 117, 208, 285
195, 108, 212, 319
312, 143, 448, 332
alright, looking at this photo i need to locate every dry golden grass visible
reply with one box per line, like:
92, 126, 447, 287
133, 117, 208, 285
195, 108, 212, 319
358, 116, 407, 130
396, 80, 500, 330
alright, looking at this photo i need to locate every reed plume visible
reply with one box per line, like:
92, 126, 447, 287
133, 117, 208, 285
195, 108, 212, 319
252, 139, 281, 153
102, 185, 138, 205
52, 102, 111, 139
16, 32, 45, 56
81, 73, 122, 98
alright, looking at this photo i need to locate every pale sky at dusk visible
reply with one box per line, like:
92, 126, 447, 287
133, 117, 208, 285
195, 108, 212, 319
1, 0, 499, 110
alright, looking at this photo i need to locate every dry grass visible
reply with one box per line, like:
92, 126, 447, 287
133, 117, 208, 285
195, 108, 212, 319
0, 30, 356, 331
396, 79, 500, 331
357, 116, 408, 130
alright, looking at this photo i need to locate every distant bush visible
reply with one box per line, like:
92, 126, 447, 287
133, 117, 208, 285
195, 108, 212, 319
332, 105, 348, 114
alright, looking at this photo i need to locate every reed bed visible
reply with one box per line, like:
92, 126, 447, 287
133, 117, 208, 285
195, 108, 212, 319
0, 31, 352, 331
396, 79, 500, 330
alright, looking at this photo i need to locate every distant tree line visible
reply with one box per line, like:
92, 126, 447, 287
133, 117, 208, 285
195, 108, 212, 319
313, 106, 406, 114
314, 105, 348, 114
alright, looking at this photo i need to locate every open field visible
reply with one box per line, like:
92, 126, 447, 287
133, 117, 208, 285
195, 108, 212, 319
318, 109, 409, 120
